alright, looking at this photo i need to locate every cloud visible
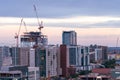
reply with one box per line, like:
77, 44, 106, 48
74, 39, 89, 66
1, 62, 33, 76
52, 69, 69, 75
1, 16, 120, 28
90, 20, 120, 28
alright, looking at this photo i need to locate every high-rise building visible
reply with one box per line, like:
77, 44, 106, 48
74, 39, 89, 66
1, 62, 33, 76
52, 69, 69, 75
46, 45, 58, 77
60, 45, 69, 77
68, 46, 77, 65
60, 45, 90, 77
35, 45, 59, 78
35, 47, 46, 77
62, 31, 77, 46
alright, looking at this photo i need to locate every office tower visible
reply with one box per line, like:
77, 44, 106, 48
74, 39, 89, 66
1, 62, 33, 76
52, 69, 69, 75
60, 45, 90, 77
35, 47, 46, 77
35, 45, 58, 78
55, 45, 62, 76
62, 31, 77, 45
68, 46, 77, 65
46, 45, 58, 77
79, 46, 90, 70
60, 45, 69, 77
68, 45, 90, 67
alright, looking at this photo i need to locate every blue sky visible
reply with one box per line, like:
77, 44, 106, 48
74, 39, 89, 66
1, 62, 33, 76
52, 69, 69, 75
1, 0, 120, 18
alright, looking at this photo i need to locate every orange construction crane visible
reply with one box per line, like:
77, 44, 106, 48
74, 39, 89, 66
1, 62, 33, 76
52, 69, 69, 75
15, 18, 27, 47
33, 4, 43, 32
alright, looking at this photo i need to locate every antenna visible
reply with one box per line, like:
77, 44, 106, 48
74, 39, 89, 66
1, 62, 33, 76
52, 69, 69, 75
115, 37, 119, 53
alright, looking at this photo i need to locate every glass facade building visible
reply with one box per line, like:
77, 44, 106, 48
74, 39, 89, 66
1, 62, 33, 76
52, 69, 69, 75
62, 31, 77, 46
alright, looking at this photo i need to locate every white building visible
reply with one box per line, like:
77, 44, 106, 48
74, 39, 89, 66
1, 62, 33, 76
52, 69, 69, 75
46, 45, 58, 77
108, 53, 116, 60
28, 67, 40, 80
35, 45, 60, 78
29, 48, 35, 67
77, 46, 90, 68
67, 45, 90, 71
95, 48, 102, 62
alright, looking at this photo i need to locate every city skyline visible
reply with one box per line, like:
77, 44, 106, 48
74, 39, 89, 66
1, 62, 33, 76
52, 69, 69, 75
0, 0, 120, 46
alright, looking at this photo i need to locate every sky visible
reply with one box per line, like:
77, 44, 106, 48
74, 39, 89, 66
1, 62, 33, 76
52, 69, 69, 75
0, 0, 120, 46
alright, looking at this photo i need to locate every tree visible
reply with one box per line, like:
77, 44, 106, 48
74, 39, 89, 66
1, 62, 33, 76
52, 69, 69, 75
78, 70, 91, 75
102, 59, 116, 68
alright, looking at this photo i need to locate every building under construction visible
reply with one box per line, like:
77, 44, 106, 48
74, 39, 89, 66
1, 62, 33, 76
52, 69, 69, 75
20, 31, 48, 47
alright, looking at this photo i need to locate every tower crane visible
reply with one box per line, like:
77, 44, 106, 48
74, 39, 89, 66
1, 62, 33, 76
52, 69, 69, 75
33, 4, 43, 32
33, 4, 50, 80
23, 21, 27, 32
15, 18, 27, 47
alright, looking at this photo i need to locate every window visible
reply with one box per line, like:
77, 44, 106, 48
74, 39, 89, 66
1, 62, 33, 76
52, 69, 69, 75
48, 51, 50, 56
51, 61, 52, 65
41, 56, 44, 60
53, 55, 55, 59
81, 49, 84, 54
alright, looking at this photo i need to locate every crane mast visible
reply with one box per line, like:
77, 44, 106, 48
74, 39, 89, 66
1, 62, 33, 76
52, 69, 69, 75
33, 4, 50, 80
15, 18, 23, 47
15, 18, 27, 47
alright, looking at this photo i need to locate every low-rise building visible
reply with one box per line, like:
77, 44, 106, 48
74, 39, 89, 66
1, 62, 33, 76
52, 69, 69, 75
28, 67, 40, 80
0, 71, 22, 80
1, 66, 40, 80
111, 69, 120, 80
0, 46, 11, 69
